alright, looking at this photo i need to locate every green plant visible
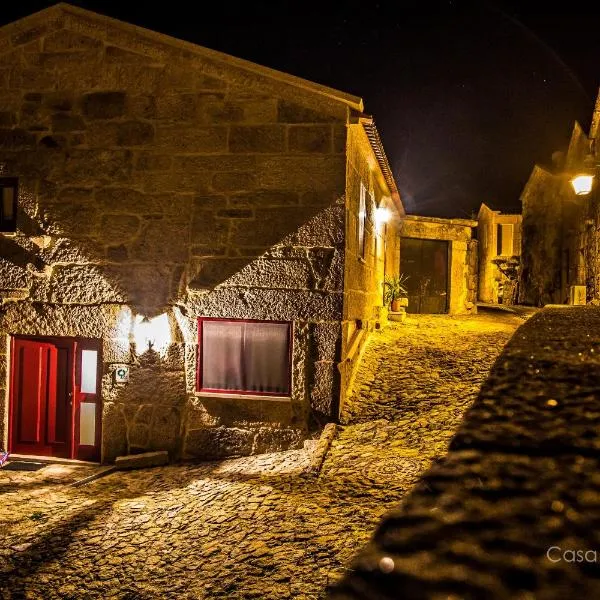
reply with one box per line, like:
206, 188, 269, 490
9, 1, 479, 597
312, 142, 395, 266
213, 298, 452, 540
383, 274, 409, 305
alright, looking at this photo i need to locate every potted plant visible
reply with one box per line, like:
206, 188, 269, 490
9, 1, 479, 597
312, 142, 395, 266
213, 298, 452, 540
383, 274, 409, 312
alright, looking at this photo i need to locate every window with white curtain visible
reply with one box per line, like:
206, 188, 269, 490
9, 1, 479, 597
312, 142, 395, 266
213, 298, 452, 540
199, 319, 291, 396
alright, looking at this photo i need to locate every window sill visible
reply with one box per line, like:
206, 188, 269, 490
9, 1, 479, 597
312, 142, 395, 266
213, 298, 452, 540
195, 391, 291, 402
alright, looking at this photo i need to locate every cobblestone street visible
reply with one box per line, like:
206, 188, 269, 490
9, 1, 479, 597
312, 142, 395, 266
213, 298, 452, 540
1, 312, 522, 599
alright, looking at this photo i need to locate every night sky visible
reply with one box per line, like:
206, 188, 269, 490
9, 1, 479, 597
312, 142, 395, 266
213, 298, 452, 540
2, 1, 599, 218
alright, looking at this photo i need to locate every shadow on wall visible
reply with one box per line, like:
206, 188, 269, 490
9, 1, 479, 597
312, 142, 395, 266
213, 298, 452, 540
1, 155, 345, 317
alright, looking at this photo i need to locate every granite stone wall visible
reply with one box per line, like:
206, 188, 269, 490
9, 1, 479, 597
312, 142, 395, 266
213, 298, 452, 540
0, 7, 351, 461
338, 123, 401, 416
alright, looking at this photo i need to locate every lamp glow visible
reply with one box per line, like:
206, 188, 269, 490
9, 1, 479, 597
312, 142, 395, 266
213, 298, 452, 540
133, 313, 171, 355
375, 207, 391, 228
571, 174, 594, 196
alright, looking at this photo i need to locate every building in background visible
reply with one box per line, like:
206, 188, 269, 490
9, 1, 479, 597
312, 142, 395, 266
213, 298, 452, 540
399, 215, 478, 315
518, 95, 600, 307
477, 204, 522, 305
0, 4, 402, 463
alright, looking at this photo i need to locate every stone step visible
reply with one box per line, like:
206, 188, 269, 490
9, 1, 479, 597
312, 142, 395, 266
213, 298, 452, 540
115, 451, 169, 470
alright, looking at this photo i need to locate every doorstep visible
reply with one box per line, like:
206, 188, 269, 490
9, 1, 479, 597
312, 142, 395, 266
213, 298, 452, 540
7, 454, 100, 466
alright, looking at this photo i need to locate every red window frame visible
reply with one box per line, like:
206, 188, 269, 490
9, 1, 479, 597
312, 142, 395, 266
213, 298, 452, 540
197, 318, 293, 397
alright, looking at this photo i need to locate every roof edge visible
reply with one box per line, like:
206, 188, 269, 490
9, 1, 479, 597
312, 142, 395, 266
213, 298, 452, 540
0, 3, 364, 113
357, 114, 404, 215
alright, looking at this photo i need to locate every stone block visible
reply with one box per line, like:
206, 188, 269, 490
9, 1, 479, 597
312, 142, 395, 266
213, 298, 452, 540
11, 24, 48, 47
115, 450, 169, 469
129, 218, 190, 263
229, 125, 285, 153
192, 195, 226, 211
229, 190, 299, 208
40, 202, 99, 237
111, 264, 182, 312
173, 155, 255, 172
102, 402, 128, 463
106, 245, 128, 262
155, 126, 227, 151
277, 100, 339, 123
128, 423, 150, 448
117, 121, 155, 146
219, 257, 312, 290
333, 124, 347, 154
212, 172, 256, 192
0, 260, 32, 290
127, 94, 156, 119
50, 265, 127, 304
105, 45, 152, 64
135, 153, 172, 171
43, 30, 102, 52
184, 427, 254, 459
63, 149, 132, 182
155, 93, 197, 121
103, 337, 131, 363
149, 406, 181, 455
288, 125, 332, 153
253, 427, 304, 454
230, 98, 278, 123
256, 155, 345, 192
311, 321, 342, 362
186, 287, 343, 321
190, 210, 229, 246
0, 128, 36, 149
95, 188, 162, 215
310, 361, 338, 417
51, 113, 85, 132
99, 214, 141, 244
193, 96, 241, 124
82, 91, 127, 119
117, 366, 186, 407
0, 112, 16, 127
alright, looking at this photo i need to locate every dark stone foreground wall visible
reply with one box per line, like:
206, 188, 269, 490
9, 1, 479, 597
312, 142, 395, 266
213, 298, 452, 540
331, 307, 600, 599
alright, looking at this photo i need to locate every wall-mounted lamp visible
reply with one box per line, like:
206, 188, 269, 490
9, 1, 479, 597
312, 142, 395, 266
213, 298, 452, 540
571, 174, 595, 196
375, 207, 391, 229
133, 313, 171, 355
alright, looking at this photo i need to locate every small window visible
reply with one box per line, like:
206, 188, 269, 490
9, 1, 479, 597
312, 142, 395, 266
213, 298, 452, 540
497, 223, 514, 256
358, 182, 367, 258
198, 319, 292, 396
0, 178, 17, 233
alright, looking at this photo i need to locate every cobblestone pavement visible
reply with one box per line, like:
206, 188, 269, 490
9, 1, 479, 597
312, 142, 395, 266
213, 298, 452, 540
0, 312, 522, 600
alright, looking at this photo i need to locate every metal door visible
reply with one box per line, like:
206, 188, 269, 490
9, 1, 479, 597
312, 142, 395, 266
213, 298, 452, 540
400, 237, 449, 313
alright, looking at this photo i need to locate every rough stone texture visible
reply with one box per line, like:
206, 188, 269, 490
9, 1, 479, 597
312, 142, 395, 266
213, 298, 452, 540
0, 5, 387, 461
339, 123, 402, 418
519, 164, 566, 306
0, 312, 518, 599
331, 307, 600, 600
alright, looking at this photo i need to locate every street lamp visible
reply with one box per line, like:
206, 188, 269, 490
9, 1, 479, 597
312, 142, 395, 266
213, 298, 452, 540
571, 174, 594, 196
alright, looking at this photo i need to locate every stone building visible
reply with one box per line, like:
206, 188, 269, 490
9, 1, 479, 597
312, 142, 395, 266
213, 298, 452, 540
518, 95, 600, 307
477, 203, 522, 305
0, 4, 403, 463
399, 215, 478, 315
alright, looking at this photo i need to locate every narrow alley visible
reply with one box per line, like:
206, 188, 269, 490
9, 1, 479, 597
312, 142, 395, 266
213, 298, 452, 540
0, 312, 522, 600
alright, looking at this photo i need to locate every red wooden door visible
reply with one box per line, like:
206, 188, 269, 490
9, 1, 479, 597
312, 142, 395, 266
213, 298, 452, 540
9, 338, 73, 458
9, 336, 102, 461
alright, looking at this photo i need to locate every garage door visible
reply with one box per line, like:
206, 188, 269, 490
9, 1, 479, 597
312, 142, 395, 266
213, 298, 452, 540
400, 238, 449, 314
